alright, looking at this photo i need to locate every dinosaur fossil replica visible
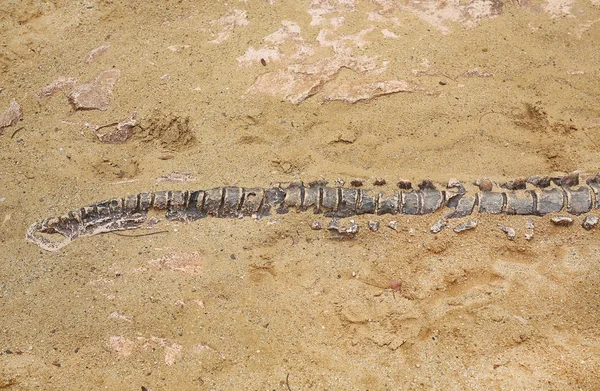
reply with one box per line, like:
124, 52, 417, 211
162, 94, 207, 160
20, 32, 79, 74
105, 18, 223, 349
26, 172, 600, 251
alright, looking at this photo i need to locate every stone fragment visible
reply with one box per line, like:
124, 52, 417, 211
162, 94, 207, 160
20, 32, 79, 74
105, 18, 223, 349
453, 220, 477, 233
69, 69, 120, 111
373, 178, 386, 186
551, 216, 574, 227
0, 100, 22, 133
37, 77, 77, 98
311, 221, 322, 230
346, 220, 359, 234
387, 221, 398, 231
350, 179, 364, 187
498, 224, 516, 240
322, 79, 424, 104
525, 219, 534, 240
97, 113, 137, 144
368, 220, 380, 232
582, 215, 599, 231
327, 218, 340, 232
430, 219, 447, 234
84, 44, 110, 64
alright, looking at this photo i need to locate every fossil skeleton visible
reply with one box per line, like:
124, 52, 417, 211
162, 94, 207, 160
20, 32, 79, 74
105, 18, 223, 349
26, 172, 600, 251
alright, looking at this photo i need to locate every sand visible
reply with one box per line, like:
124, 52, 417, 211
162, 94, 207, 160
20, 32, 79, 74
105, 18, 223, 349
1, 0, 600, 389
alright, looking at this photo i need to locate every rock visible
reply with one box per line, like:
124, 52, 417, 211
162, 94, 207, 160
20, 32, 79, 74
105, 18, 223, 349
582, 216, 598, 231
311, 221, 322, 230
69, 69, 120, 111
0, 100, 22, 133
525, 219, 534, 240
498, 224, 516, 240
454, 220, 478, 233
368, 221, 380, 232
97, 113, 137, 144
37, 76, 77, 98
350, 179, 364, 187
387, 221, 398, 231
551, 216, 574, 227
327, 218, 340, 232
430, 219, 447, 234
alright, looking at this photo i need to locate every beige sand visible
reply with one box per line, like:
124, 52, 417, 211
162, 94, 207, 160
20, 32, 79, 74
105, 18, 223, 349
1, 0, 600, 389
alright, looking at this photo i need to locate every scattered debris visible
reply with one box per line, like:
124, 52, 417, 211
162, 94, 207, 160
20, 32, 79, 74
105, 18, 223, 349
551, 216, 574, 227
430, 219, 447, 233
458, 68, 494, 78
582, 215, 599, 230
156, 170, 197, 184
498, 224, 516, 240
0, 100, 22, 133
368, 220, 380, 232
327, 218, 359, 237
37, 76, 77, 98
148, 251, 204, 275
84, 44, 110, 64
334, 178, 345, 186
69, 69, 120, 111
454, 220, 478, 233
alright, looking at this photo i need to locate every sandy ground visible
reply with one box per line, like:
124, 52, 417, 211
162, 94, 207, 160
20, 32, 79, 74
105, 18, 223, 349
1, 0, 600, 389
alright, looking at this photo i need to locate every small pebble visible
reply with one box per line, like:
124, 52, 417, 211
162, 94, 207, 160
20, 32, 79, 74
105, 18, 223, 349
368, 221, 380, 232
334, 178, 345, 186
582, 215, 598, 231
474, 178, 493, 192
551, 216, 574, 227
350, 179, 364, 187
498, 224, 516, 240
430, 219, 447, 234
373, 178, 386, 186
345, 220, 359, 234
388, 221, 398, 231
0, 197, 6, 202
454, 220, 478, 233
311, 221, 322, 230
